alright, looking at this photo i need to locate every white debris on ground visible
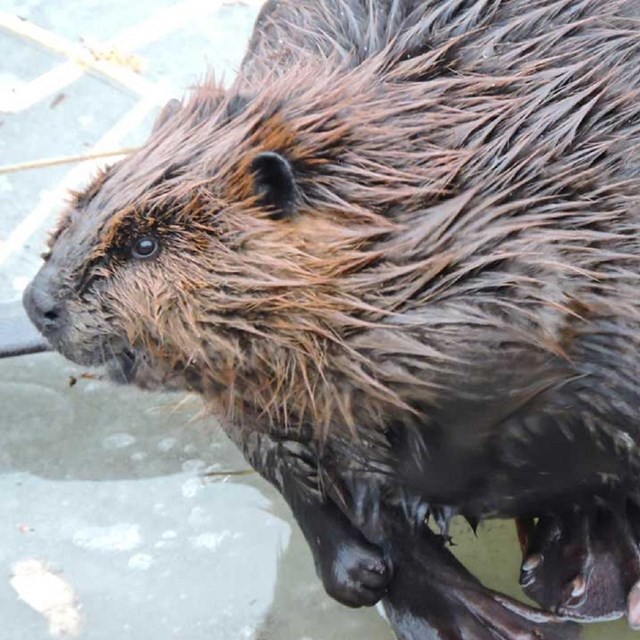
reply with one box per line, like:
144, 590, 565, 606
10, 559, 83, 638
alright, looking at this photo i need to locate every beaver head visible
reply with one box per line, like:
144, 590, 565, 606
21, 63, 425, 428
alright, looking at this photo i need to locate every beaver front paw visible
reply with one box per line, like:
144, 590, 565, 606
317, 536, 391, 608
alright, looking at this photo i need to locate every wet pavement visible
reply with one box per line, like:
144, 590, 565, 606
0, 351, 394, 640
0, 1, 634, 639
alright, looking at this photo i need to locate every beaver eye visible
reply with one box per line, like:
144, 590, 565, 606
132, 236, 159, 260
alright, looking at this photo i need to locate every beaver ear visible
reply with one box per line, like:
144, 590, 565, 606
251, 151, 296, 218
152, 98, 182, 133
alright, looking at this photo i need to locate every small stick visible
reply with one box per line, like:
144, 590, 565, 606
204, 469, 257, 478
0, 147, 141, 175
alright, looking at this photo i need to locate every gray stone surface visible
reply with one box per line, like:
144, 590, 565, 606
0, 1, 631, 638
0, 352, 393, 640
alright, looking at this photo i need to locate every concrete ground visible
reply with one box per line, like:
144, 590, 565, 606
0, 1, 633, 638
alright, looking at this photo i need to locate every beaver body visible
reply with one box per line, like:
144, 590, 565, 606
20, 0, 640, 637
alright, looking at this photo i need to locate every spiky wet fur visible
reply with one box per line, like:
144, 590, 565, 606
42, 0, 640, 517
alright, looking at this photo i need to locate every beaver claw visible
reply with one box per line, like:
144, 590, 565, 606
318, 537, 391, 608
519, 503, 640, 624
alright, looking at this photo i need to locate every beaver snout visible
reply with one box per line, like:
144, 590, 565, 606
22, 272, 66, 341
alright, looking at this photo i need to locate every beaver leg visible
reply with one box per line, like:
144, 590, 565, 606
381, 528, 580, 640
225, 428, 391, 608
519, 502, 640, 624
361, 515, 580, 640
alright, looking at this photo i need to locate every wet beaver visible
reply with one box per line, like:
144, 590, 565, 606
15, 0, 640, 637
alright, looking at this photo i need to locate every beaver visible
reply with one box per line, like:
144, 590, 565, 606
15, 0, 640, 637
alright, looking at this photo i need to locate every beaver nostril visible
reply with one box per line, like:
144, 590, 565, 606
43, 309, 60, 323
36, 305, 62, 335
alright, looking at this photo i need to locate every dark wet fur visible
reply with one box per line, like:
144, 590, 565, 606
21, 0, 640, 637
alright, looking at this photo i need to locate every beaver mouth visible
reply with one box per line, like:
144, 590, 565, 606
104, 346, 203, 393
42, 331, 160, 388
105, 348, 138, 384
29, 315, 201, 394
49, 331, 131, 370
104, 347, 165, 388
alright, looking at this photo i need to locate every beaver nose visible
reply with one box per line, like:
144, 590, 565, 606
22, 281, 63, 338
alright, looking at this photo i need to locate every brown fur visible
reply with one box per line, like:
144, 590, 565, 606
37, 0, 640, 515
